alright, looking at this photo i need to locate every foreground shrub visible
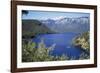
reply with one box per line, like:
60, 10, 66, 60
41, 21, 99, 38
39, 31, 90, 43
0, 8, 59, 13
22, 38, 90, 62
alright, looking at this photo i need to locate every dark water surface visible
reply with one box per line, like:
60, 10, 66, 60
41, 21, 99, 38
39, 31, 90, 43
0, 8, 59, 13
32, 33, 86, 59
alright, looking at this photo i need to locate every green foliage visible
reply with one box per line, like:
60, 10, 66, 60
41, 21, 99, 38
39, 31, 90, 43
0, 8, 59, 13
22, 20, 54, 38
22, 36, 90, 62
22, 38, 69, 62
73, 31, 90, 52
22, 39, 37, 62
57, 54, 69, 60
22, 10, 29, 15
79, 52, 90, 60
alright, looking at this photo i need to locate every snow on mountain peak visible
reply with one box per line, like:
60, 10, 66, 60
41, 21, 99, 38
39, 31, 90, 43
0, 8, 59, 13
51, 16, 67, 20
40, 16, 89, 33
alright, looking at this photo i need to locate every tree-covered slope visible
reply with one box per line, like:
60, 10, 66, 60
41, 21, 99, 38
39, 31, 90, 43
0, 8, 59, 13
73, 31, 90, 52
22, 19, 54, 38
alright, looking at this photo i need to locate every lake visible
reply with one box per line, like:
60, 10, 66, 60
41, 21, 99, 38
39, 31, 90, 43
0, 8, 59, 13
32, 32, 87, 59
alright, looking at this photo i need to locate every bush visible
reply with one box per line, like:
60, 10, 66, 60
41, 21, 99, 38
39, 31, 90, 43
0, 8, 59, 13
22, 37, 90, 62
73, 31, 90, 52
22, 38, 69, 62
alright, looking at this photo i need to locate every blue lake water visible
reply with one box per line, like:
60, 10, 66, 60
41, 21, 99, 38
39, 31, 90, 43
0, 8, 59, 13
32, 32, 86, 59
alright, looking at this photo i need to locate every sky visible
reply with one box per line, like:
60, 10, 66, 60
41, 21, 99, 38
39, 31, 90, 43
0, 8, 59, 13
22, 10, 90, 20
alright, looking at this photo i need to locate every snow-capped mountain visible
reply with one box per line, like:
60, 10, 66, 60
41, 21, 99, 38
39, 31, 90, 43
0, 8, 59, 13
40, 17, 90, 33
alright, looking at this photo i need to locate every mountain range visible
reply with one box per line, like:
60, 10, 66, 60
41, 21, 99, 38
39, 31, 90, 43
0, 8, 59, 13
22, 17, 90, 38
40, 17, 90, 33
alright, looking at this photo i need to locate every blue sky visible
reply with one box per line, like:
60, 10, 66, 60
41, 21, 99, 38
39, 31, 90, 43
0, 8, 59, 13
22, 10, 90, 20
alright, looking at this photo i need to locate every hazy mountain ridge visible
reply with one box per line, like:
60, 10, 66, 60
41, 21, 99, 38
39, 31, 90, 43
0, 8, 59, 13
22, 17, 90, 38
41, 17, 90, 33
